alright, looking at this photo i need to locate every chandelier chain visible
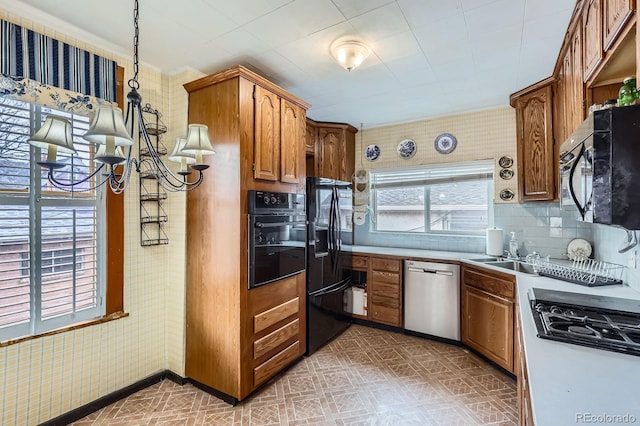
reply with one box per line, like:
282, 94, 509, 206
129, 0, 140, 90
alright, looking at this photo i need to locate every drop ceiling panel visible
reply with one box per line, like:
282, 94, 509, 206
243, 0, 345, 48
331, 0, 395, 19
348, 3, 411, 42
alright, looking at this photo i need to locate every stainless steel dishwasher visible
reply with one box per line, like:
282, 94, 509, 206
404, 260, 460, 341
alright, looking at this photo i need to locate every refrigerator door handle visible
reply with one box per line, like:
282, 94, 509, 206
308, 277, 352, 297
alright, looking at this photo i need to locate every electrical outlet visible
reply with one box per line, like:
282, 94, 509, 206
628, 250, 637, 269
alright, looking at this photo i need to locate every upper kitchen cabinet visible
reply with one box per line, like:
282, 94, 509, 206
580, 0, 636, 88
555, 25, 585, 144
185, 65, 310, 189
582, 0, 603, 82
305, 118, 316, 155
306, 119, 357, 182
510, 78, 556, 202
603, 0, 635, 52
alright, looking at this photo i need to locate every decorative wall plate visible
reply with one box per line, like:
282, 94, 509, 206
567, 238, 592, 260
365, 144, 381, 161
397, 138, 417, 159
499, 189, 515, 201
498, 156, 513, 168
434, 133, 457, 154
499, 169, 514, 180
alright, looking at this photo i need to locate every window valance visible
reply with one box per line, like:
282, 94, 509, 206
0, 19, 117, 102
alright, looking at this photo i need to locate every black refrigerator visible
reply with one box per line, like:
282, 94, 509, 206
306, 177, 353, 355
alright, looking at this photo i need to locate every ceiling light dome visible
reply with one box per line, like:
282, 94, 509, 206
330, 40, 371, 72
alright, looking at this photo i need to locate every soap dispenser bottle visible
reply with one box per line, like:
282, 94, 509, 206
509, 232, 519, 259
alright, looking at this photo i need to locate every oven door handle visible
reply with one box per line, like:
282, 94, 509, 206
254, 220, 306, 228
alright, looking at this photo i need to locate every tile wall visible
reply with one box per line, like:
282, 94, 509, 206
0, 7, 189, 426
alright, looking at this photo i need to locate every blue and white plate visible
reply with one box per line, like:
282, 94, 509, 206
397, 138, 417, 159
365, 144, 381, 161
434, 133, 457, 154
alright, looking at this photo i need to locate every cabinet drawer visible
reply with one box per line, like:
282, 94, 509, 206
371, 295, 399, 309
371, 270, 400, 285
462, 267, 514, 300
254, 297, 299, 334
371, 281, 400, 300
254, 318, 299, 359
370, 257, 401, 272
371, 304, 401, 327
254, 341, 300, 386
352, 255, 369, 270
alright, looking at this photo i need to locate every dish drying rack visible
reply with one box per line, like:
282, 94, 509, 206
531, 257, 624, 287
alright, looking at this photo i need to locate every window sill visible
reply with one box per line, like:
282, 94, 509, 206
0, 311, 129, 348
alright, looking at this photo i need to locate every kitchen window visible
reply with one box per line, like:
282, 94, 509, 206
371, 160, 494, 235
0, 96, 106, 341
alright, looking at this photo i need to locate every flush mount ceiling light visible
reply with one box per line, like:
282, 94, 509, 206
330, 40, 371, 72
30, 0, 214, 193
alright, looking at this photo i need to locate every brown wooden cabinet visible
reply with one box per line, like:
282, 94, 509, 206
280, 99, 304, 184
253, 86, 305, 184
461, 265, 515, 373
516, 306, 535, 426
183, 66, 310, 402
304, 118, 316, 154
306, 119, 357, 182
369, 256, 402, 327
603, 0, 635, 51
511, 79, 556, 202
583, 0, 603, 81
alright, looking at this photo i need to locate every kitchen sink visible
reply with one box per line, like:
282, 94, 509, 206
484, 260, 538, 275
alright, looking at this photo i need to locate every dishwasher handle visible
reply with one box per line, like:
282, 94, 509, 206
406, 266, 454, 276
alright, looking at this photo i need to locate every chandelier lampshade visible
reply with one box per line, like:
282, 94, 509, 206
28, 116, 76, 169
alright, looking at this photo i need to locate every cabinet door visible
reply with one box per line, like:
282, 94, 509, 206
254, 86, 281, 181
515, 84, 555, 201
280, 99, 303, 184
305, 122, 316, 155
603, 0, 634, 51
316, 127, 344, 181
461, 284, 514, 372
582, 0, 603, 81
570, 28, 585, 130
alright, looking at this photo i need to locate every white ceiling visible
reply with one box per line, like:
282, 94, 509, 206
6, 0, 576, 128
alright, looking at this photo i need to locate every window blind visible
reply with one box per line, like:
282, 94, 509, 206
0, 96, 103, 341
371, 159, 495, 189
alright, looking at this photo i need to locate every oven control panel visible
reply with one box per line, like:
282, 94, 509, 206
248, 190, 305, 214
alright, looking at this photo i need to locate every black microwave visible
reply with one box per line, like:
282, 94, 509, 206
560, 104, 640, 229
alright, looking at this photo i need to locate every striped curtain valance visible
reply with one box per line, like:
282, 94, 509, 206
0, 19, 117, 102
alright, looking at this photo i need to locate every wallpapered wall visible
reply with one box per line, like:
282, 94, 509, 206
0, 7, 192, 425
354, 107, 519, 202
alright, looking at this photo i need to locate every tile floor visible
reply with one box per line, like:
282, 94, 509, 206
71, 325, 518, 425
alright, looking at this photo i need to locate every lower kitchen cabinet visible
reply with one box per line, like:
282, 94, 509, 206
186, 272, 306, 402
461, 265, 515, 373
516, 305, 535, 425
368, 256, 403, 327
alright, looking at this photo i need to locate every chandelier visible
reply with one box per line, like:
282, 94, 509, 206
28, 0, 215, 194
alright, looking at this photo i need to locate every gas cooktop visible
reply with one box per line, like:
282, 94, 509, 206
528, 288, 640, 356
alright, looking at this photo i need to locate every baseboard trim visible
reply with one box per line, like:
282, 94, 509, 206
188, 378, 239, 406
38, 370, 186, 426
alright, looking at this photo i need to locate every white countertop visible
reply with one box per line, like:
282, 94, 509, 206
463, 259, 640, 425
343, 244, 485, 262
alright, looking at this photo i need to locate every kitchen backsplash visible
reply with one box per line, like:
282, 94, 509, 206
354, 201, 640, 291
354, 201, 593, 258
592, 224, 640, 292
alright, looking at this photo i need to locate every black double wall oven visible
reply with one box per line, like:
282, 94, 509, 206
248, 190, 306, 289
